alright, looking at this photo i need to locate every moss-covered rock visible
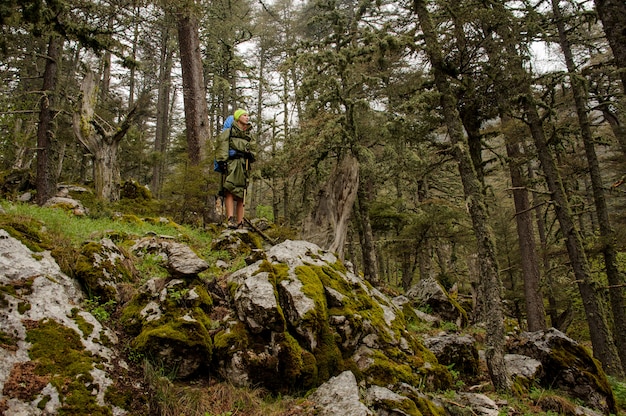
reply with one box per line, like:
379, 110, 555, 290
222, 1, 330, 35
120, 277, 215, 379
74, 238, 135, 302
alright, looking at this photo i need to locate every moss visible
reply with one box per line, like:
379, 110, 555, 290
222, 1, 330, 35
37, 395, 51, 409
379, 396, 421, 416
213, 322, 251, 355
71, 309, 95, 339
104, 384, 134, 409
74, 240, 133, 302
0, 215, 49, 252
277, 332, 305, 384
118, 292, 151, 335
312, 324, 344, 383
414, 396, 446, 416
17, 301, 31, 314
25, 318, 111, 415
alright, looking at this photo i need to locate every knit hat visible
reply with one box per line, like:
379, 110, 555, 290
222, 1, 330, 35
234, 109, 248, 121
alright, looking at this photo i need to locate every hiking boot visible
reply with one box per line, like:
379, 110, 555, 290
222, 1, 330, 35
227, 217, 237, 229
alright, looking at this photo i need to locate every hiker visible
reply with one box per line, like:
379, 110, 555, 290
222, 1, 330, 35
215, 109, 256, 228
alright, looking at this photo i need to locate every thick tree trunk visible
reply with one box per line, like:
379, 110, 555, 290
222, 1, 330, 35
552, 0, 625, 373
176, 12, 209, 165
73, 71, 143, 202
413, 0, 511, 392
36, 36, 63, 205
303, 154, 359, 258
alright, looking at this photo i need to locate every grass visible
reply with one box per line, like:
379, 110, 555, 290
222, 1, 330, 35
142, 360, 314, 416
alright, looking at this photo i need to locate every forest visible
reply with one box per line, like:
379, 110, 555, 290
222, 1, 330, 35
1, 0, 626, 392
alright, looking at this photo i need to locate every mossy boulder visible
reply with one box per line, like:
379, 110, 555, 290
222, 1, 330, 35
220, 240, 452, 395
74, 238, 135, 302
120, 277, 214, 378
507, 328, 617, 414
406, 278, 468, 328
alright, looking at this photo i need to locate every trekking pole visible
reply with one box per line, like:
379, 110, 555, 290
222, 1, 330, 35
243, 159, 249, 210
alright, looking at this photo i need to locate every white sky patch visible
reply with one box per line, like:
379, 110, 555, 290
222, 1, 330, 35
530, 41, 566, 74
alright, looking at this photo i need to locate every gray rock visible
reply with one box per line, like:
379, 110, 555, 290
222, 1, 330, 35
309, 371, 373, 416
423, 333, 479, 376
0, 229, 121, 415
406, 278, 467, 327
365, 385, 417, 415
229, 270, 285, 334
505, 353, 543, 379
507, 328, 616, 414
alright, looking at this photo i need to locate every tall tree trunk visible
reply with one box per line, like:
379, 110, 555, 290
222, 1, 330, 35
524, 96, 623, 376
505, 134, 546, 331
36, 35, 63, 205
176, 10, 209, 165
303, 154, 359, 258
152, 21, 175, 197
552, 0, 625, 372
413, 0, 511, 392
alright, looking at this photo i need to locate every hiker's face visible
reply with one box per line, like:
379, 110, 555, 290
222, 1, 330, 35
239, 113, 250, 125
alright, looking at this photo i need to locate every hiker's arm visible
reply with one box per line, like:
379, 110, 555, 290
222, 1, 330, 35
215, 130, 230, 161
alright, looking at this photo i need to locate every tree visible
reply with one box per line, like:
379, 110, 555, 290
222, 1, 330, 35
35, 35, 64, 205
175, 4, 209, 166
412, 0, 511, 392
73, 71, 147, 201
551, 0, 626, 370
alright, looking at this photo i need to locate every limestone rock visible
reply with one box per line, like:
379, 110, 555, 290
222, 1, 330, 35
309, 371, 372, 416
507, 328, 617, 414
0, 230, 124, 415
406, 277, 468, 327
423, 333, 479, 376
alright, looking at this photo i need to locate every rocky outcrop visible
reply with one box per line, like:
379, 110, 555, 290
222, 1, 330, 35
423, 333, 479, 377
0, 230, 129, 415
507, 328, 617, 414
0, 224, 619, 416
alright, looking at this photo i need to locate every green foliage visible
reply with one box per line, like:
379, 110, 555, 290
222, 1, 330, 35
84, 297, 117, 323
255, 204, 274, 221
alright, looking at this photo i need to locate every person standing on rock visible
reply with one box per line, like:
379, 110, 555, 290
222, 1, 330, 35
214, 109, 256, 228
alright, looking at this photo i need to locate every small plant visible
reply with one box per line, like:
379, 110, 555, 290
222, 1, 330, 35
440, 321, 458, 332
168, 287, 189, 304
83, 297, 117, 322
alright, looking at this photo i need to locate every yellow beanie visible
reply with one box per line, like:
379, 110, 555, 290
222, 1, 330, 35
234, 109, 248, 121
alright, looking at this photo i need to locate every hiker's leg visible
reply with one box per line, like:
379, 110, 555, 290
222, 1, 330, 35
225, 192, 234, 219
235, 196, 245, 225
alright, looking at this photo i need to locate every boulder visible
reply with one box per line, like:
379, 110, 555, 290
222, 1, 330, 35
0, 229, 130, 415
131, 237, 208, 277
120, 276, 214, 379
75, 238, 135, 302
309, 371, 372, 416
507, 328, 617, 414
215, 240, 452, 393
423, 333, 479, 377
406, 278, 468, 328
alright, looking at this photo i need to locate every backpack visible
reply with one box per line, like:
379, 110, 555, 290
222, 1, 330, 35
213, 116, 234, 173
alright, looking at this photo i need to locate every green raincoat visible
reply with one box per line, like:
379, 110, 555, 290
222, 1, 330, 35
215, 124, 255, 199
